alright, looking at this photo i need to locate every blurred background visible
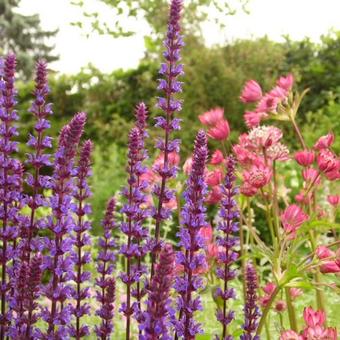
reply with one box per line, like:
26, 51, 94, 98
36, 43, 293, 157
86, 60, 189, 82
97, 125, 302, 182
1, 0, 340, 231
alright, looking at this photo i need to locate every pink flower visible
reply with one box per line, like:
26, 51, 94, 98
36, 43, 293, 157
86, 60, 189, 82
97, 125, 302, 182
317, 149, 340, 174
314, 132, 335, 150
256, 93, 280, 113
198, 225, 213, 245
240, 80, 262, 103
303, 307, 326, 328
211, 149, 224, 165
248, 125, 283, 149
328, 195, 340, 207
240, 182, 258, 197
275, 300, 287, 312
205, 168, 223, 186
316, 246, 335, 260
263, 282, 276, 295
164, 198, 177, 210
281, 204, 309, 235
207, 120, 230, 140
243, 163, 272, 189
295, 150, 315, 167
277, 73, 294, 91
199, 107, 224, 126
325, 168, 340, 181
267, 142, 290, 161
244, 110, 267, 128
295, 192, 311, 205
206, 185, 223, 204
289, 288, 303, 300
320, 261, 340, 274
302, 168, 320, 185
154, 151, 180, 169
183, 157, 193, 175
280, 330, 302, 340
232, 144, 256, 167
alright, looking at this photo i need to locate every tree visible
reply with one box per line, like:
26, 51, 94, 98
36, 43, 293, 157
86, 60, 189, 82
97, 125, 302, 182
0, 0, 58, 79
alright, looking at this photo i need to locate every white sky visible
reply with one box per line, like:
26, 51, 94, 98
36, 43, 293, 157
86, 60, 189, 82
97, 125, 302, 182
18, 0, 340, 74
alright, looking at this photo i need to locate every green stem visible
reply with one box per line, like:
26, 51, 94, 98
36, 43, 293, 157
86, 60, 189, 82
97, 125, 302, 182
290, 116, 307, 149
285, 287, 298, 331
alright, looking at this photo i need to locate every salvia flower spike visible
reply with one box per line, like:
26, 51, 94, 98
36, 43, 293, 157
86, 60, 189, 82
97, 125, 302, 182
151, 0, 184, 277
174, 130, 208, 339
69, 140, 93, 338
215, 156, 239, 340
95, 197, 117, 339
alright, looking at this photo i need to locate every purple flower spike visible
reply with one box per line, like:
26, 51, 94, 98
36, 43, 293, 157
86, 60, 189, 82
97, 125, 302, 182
140, 243, 176, 340
69, 140, 93, 338
0, 54, 23, 338
241, 263, 260, 340
95, 197, 117, 340
119, 127, 150, 339
40, 112, 86, 338
215, 156, 239, 340
174, 130, 208, 339
151, 0, 184, 277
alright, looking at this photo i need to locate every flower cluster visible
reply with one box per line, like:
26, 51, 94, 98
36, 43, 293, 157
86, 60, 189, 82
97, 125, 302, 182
199, 107, 230, 141
174, 130, 208, 338
214, 156, 239, 339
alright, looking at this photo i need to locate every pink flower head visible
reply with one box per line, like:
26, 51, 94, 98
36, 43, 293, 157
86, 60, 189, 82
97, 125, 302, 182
256, 93, 280, 113
267, 142, 289, 161
243, 163, 272, 189
164, 198, 178, 210
240, 182, 258, 197
281, 204, 309, 236
275, 300, 287, 313
295, 191, 311, 205
183, 157, 193, 175
320, 261, 340, 274
199, 107, 224, 126
295, 150, 315, 167
210, 149, 224, 165
269, 85, 288, 100
314, 132, 335, 150
303, 307, 326, 328
232, 144, 256, 167
277, 73, 294, 92
206, 243, 219, 260
325, 168, 340, 181
317, 149, 340, 174
198, 225, 213, 245
289, 288, 303, 300
316, 246, 335, 260
328, 195, 340, 207
154, 151, 180, 169
263, 282, 276, 296
240, 80, 263, 103
248, 125, 283, 149
205, 168, 223, 186
244, 110, 268, 128
303, 326, 337, 340
207, 119, 230, 140
280, 330, 302, 340
302, 168, 320, 185
206, 185, 223, 204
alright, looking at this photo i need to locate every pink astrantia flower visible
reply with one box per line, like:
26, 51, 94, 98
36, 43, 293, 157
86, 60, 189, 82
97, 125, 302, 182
267, 142, 290, 161
232, 144, 256, 167
316, 246, 335, 260
319, 261, 340, 274
199, 107, 224, 126
280, 330, 303, 340
205, 168, 223, 186
198, 225, 213, 245
289, 288, 303, 300
317, 149, 340, 175
243, 163, 272, 189
206, 185, 223, 204
210, 149, 224, 165
295, 150, 315, 167
303, 307, 326, 328
295, 191, 312, 205
207, 120, 230, 140
183, 157, 193, 175
281, 204, 309, 236
269, 85, 288, 100
277, 73, 294, 91
247, 125, 283, 149
314, 132, 335, 150
328, 195, 340, 207
240, 80, 263, 103
240, 182, 258, 197
302, 168, 320, 185
263, 282, 276, 296
256, 94, 280, 113
244, 110, 268, 128
275, 300, 287, 312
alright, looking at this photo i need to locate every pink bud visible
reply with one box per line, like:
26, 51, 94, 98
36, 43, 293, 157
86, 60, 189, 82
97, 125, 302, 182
281, 204, 309, 236
183, 157, 193, 175
302, 168, 320, 184
289, 288, 303, 300
328, 195, 340, 207
314, 132, 335, 150
210, 149, 224, 165
205, 168, 223, 186
320, 261, 340, 274
256, 94, 280, 113
240, 80, 263, 103
277, 73, 294, 91
240, 182, 258, 197
206, 185, 223, 204
207, 120, 230, 141
295, 192, 311, 205
280, 330, 302, 340
243, 163, 272, 189
294, 150, 315, 167
198, 225, 213, 245
316, 246, 335, 259
244, 111, 267, 128
275, 300, 287, 312
199, 107, 224, 126
303, 306, 326, 328
263, 282, 276, 295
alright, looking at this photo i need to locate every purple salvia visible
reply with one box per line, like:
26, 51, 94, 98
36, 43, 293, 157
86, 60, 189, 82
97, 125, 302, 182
215, 156, 239, 340
95, 278, 116, 340
39, 112, 86, 339
0, 54, 23, 339
151, 0, 184, 277
174, 130, 208, 339
119, 127, 149, 340
23, 59, 53, 263
69, 140, 93, 338
95, 197, 117, 340
140, 243, 175, 340
241, 263, 260, 340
